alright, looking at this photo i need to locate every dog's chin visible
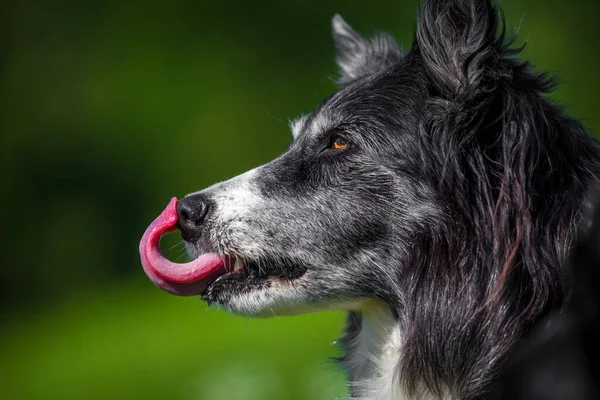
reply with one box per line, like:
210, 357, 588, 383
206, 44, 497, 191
203, 272, 366, 317
200, 258, 314, 316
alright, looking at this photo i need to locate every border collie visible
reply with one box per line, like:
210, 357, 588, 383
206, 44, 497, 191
140, 1, 600, 398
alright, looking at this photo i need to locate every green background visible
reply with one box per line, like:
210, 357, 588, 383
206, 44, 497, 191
1, 0, 598, 399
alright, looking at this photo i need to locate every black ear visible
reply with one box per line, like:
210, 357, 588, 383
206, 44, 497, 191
415, 0, 501, 97
332, 14, 403, 84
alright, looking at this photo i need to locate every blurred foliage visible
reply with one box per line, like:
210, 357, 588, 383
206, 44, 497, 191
0, 0, 598, 399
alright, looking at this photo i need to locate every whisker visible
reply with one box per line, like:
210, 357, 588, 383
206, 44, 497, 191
169, 241, 186, 251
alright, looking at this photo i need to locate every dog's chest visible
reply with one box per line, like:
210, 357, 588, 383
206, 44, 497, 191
342, 302, 407, 400
342, 302, 448, 400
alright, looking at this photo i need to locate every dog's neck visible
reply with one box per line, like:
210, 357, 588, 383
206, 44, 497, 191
341, 300, 405, 400
341, 301, 445, 400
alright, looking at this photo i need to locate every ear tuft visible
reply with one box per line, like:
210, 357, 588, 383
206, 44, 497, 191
331, 14, 363, 52
332, 14, 403, 84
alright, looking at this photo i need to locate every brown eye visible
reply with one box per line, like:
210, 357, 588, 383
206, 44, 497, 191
331, 137, 350, 150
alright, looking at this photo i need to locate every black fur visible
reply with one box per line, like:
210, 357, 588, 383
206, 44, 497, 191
173, 1, 600, 398
396, 1, 600, 397
488, 195, 600, 399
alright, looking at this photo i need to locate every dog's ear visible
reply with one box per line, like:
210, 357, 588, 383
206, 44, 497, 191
415, 0, 500, 98
332, 14, 403, 84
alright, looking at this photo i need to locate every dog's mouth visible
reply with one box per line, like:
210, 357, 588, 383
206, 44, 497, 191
139, 198, 306, 296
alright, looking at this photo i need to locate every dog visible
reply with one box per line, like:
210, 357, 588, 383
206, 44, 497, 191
140, 1, 600, 399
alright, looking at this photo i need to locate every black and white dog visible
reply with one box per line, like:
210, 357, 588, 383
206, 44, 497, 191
140, 1, 600, 398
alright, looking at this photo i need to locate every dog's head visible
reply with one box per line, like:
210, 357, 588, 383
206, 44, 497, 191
195, 14, 444, 314
182, 57, 438, 315
141, 0, 592, 324
142, 12, 442, 315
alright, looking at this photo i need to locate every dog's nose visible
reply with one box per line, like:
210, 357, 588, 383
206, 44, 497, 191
177, 194, 210, 241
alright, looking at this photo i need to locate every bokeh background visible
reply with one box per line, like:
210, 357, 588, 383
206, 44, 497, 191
1, 0, 599, 399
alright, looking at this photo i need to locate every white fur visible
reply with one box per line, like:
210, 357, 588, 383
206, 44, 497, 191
347, 301, 448, 400
210, 167, 260, 223
194, 168, 265, 254
292, 112, 338, 141
290, 115, 308, 139
346, 301, 404, 400
219, 274, 319, 317
310, 113, 334, 137
332, 14, 355, 40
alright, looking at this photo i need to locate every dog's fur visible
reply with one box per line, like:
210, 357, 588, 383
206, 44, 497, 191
489, 195, 600, 398
177, 1, 600, 399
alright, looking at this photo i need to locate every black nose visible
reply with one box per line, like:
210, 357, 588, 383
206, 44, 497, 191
176, 194, 210, 241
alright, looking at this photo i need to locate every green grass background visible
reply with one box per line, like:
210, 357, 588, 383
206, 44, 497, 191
0, 0, 599, 399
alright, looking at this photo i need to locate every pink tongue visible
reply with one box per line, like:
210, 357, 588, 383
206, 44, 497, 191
139, 197, 226, 296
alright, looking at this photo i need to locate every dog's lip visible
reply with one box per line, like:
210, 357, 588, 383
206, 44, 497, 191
139, 197, 228, 296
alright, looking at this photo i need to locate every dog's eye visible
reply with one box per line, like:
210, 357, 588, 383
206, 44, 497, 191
330, 137, 350, 150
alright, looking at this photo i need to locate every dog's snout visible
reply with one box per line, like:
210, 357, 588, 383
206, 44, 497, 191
177, 194, 210, 241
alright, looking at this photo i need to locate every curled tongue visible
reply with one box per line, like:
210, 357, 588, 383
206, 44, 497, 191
139, 197, 226, 296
